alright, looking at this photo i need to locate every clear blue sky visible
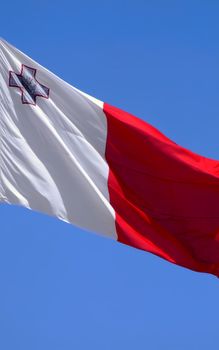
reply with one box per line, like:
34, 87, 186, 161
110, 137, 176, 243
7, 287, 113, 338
1, 1, 219, 349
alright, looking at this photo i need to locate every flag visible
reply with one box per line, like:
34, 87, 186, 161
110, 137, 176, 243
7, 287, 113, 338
1, 38, 219, 277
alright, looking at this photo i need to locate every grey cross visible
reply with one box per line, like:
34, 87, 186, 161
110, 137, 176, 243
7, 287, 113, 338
9, 64, 49, 105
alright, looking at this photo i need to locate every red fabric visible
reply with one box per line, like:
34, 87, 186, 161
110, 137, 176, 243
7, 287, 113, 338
104, 103, 219, 277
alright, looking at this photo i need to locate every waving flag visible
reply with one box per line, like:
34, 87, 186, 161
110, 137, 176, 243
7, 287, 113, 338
1, 39, 219, 277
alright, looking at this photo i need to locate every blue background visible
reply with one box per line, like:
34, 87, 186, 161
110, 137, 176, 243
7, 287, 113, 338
1, 1, 219, 349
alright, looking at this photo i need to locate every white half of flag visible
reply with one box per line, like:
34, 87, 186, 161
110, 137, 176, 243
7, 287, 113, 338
0, 39, 117, 238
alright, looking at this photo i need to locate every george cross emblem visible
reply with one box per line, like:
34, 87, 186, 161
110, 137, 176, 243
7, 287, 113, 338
9, 64, 50, 106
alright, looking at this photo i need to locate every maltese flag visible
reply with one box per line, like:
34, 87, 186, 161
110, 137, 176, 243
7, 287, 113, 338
1, 39, 219, 277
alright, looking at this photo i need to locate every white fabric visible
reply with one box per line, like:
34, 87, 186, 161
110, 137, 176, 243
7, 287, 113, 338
0, 39, 117, 239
